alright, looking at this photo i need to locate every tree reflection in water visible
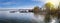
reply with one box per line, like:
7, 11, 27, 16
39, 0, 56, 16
32, 12, 58, 23
31, 13, 45, 23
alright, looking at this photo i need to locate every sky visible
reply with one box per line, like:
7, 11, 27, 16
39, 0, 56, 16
0, 0, 60, 9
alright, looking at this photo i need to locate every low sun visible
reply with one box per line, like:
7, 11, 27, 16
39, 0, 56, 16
46, 0, 59, 8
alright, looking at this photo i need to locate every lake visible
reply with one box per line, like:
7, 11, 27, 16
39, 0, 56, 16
0, 11, 59, 23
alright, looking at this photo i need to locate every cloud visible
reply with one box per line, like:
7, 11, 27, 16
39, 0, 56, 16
32, 0, 59, 3
32, 0, 47, 3
32, 0, 59, 8
0, 5, 35, 9
1, 2, 16, 5
0, 1, 17, 8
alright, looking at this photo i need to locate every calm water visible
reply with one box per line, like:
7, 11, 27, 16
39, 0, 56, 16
0, 11, 59, 23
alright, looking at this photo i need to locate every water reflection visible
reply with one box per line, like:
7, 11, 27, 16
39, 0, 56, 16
0, 11, 59, 23
33, 12, 59, 23
32, 13, 45, 23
